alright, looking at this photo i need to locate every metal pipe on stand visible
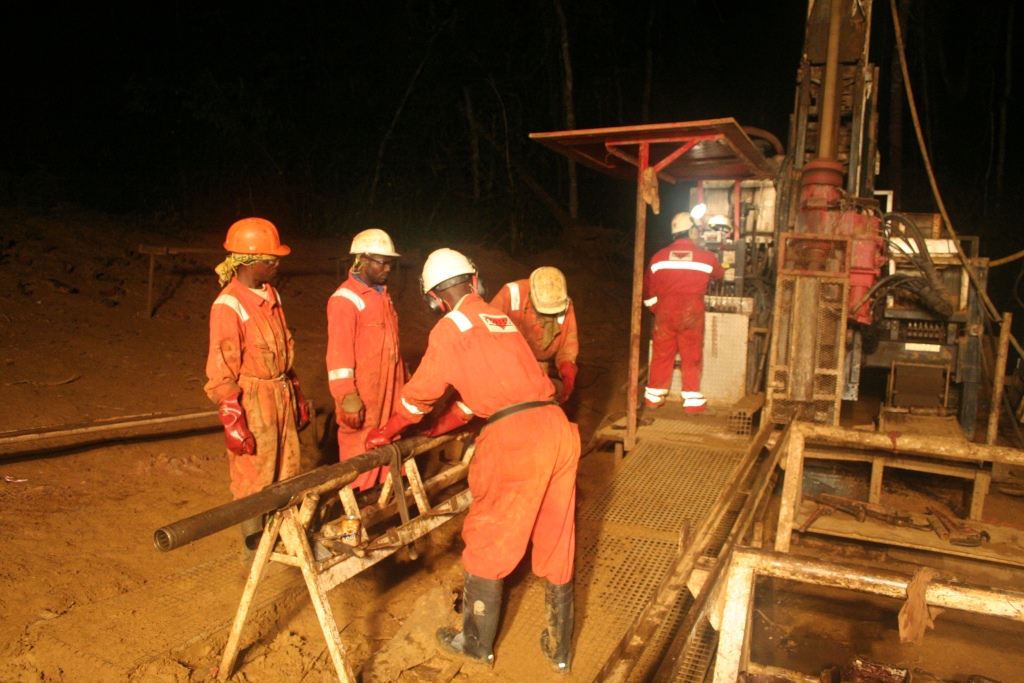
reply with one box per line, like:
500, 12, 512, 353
153, 433, 467, 552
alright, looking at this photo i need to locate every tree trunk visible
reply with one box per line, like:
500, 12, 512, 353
996, 1, 1014, 205
642, 2, 657, 124
553, 0, 578, 222
463, 87, 481, 200
368, 35, 435, 209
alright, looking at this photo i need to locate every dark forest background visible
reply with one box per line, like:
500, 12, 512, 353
1, 1, 1020, 262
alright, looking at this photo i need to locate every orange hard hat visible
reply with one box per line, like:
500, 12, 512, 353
223, 217, 291, 256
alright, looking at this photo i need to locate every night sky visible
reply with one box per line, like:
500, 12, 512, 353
1, 1, 1020, 259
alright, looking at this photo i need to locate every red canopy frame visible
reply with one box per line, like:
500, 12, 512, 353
530, 118, 776, 451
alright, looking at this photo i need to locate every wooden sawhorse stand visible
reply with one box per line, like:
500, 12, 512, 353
218, 442, 474, 682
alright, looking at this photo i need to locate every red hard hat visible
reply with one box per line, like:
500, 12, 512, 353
223, 217, 291, 256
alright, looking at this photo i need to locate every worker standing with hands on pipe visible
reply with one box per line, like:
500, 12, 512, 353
364, 248, 581, 674
643, 207, 724, 413
326, 228, 405, 492
204, 217, 310, 557
490, 266, 579, 404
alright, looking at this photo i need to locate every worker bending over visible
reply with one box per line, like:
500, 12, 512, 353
204, 217, 310, 553
643, 211, 724, 413
365, 248, 581, 674
490, 266, 578, 404
327, 229, 404, 491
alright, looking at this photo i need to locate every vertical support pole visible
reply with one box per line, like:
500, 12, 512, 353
712, 559, 756, 683
146, 252, 156, 318
219, 512, 285, 681
280, 508, 357, 683
987, 312, 1013, 445
774, 425, 806, 553
868, 457, 885, 504
732, 179, 742, 242
970, 470, 991, 522
626, 142, 651, 452
817, 0, 844, 160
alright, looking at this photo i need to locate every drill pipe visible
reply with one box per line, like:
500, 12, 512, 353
153, 433, 465, 552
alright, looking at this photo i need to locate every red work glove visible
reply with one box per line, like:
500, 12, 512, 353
337, 392, 365, 430
557, 361, 578, 404
289, 373, 311, 429
365, 411, 416, 450
424, 402, 472, 437
218, 393, 256, 456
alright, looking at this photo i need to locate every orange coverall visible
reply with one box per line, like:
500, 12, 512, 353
642, 238, 724, 403
205, 278, 302, 500
489, 279, 579, 369
327, 273, 404, 491
396, 293, 581, 584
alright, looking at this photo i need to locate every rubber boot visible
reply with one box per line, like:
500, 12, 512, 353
436, 572, 503, 666
540, 578, 574, 674
240, 516, 264, 562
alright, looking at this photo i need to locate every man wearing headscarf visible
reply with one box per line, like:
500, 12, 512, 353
204, 217, 310, 554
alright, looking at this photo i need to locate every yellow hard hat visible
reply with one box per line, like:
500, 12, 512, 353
529, 267, 569, 314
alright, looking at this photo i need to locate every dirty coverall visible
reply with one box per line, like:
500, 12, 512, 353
642, 237, 724, 407
396, 293, 581, 584
205, 278, 302, 500
327, 272, 404, 491
490, 279, 579, 373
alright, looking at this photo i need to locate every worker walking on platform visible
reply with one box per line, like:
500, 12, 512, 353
204, 217, 310, 553
327, 228, 405, 492
643, 212, 724, 413
490, 266, 579, 404
365, 248, 581, 673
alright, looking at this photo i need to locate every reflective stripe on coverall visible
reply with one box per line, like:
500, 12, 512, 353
642, 238, 724, 403
490, 279, 579, 371
327, 274, 404, 491
204, 278, 301, 500
396, 293, 581, 585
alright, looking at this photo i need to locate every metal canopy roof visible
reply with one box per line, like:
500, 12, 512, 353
529, 117, 775, 183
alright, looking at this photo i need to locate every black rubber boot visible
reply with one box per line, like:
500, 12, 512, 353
436, 572, 503, 666
540, 578, 574, 674
240, 516, 264, 562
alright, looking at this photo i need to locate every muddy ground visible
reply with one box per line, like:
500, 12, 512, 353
0, 208, 632, 682
1, 208, 1023, 683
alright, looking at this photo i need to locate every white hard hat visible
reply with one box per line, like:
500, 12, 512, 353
707, 214, 731, 229
350, 228, 400, 257
671, 212, 694, 235
529, 267, 569, 315
421, 248, 477, 293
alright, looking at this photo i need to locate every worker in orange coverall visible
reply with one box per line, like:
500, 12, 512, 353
490, 266, 579, 404
204, 217, 310, 553
642, 211, 724, 413
326, 228, 404, 492
364, 249, 581, 674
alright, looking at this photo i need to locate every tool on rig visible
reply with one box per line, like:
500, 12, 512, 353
814, 493, 922, 528
798, 503, 834, 533
927, 506, 990, 547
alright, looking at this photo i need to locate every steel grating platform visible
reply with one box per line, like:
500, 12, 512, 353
33, 552, 306, 676
491, 418, 746, 682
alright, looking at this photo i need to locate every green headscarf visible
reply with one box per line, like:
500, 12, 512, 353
215, 253, 279, 287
